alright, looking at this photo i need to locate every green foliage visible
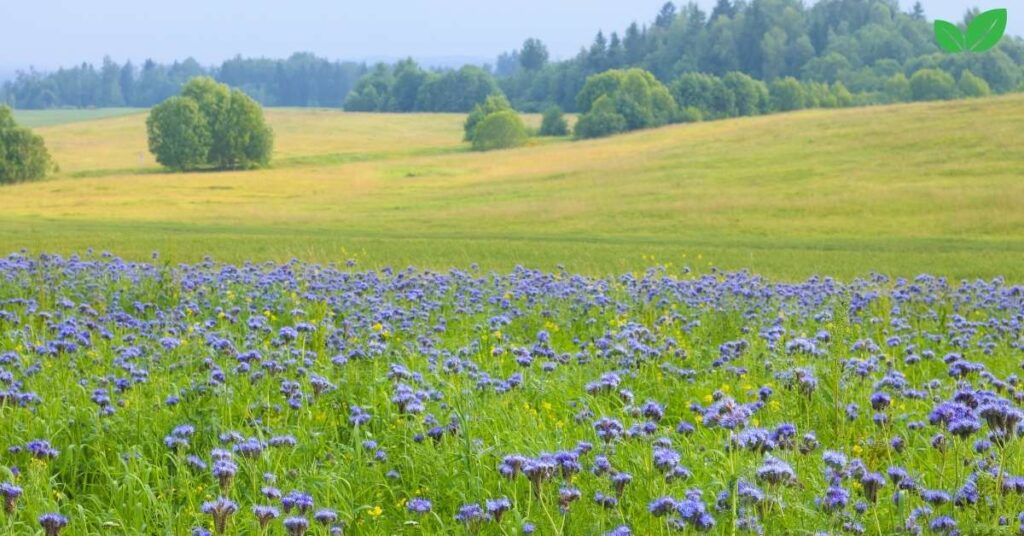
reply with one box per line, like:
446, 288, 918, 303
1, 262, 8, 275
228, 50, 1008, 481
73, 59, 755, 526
344, 62, 502, 113
958, 70, 992, 97
464, 94, 513, 141
910, 68, 958, 101
769, 77, 807, 112
670, 73, 735, 119
211, 89, 275, 169
722, 72, 768, 116
146, 78, 273, 171
519, 38, 550, 71
470, 110, 528, 151
0, 105, 54, 184
146, 97, 211, 171
3, 53, 365, 109
575, 69, 676, 139
494, 0, 1024, 112
574, 95, 628, 139
539, 105, 569, 136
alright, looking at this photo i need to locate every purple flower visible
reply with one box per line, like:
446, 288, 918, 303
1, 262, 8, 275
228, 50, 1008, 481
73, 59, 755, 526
407, 497, 432, 514
39, 513, 68, 536
252, 505, 280, 528
283, 516, 309, 536
485, 497, 511, 521
1, 482, 22, 514
201, 498, 238, 534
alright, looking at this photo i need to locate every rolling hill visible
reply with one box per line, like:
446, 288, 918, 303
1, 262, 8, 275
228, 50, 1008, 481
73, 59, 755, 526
2, 96, 1023, 280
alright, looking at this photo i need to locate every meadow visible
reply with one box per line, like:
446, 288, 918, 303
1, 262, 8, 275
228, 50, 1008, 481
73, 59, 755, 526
2, 254, 1023, 536
0, 95, 1022, 280
1, 96, 1024, 535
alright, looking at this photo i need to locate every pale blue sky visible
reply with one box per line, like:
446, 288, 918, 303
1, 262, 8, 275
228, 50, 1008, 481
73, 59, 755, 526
0, 1, 1018, 71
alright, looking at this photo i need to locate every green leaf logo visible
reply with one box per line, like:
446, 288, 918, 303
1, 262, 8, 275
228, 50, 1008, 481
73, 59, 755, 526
935, 9, 1008, 53
965, 8, 1008, 52
934, 20, 966, 52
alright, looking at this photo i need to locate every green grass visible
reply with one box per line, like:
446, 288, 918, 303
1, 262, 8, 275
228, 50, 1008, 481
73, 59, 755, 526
11, 108, 143, 128
2, 97, 1023, 280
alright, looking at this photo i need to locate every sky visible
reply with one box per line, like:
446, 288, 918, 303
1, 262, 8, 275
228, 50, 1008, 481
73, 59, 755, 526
0, 0, 1019, 74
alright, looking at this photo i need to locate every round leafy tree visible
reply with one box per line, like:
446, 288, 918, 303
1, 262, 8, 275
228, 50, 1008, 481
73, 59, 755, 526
146, 97, 211, 171
146, 77, 273, 171
0, 105, 55, 185
539, 105, 569, 136
471, 110, 528, 151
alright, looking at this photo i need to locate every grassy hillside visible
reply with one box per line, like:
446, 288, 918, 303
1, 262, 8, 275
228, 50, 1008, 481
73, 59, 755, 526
11, 107, 142, 127
2, 97, 1023, 279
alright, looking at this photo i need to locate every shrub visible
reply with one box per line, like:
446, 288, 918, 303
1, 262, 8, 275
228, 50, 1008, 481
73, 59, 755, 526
471, 110, 528, 151
573, 95, 628, 139
909, 69, 957, 101
671, 73, 735, 119
146, 77, 273, 171
958, 70, 991, 98
0, 105, 54, 184
722, 72, 768, 116
539, 105, 569, 136
464, 94, 512, 141
769, 77, 807, 112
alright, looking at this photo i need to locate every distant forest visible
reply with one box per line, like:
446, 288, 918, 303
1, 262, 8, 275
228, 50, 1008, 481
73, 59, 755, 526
3, 0, 1024, 112
1, 53, 367, 109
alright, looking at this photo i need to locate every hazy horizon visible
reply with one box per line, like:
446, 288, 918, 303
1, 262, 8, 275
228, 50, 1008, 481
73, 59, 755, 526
0, 0, 1019, 75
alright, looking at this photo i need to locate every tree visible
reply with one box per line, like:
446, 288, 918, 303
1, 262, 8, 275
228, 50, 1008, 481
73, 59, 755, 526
574, 95, 627, 139
539, 105, 569, 136
769, 77, 807, 111
958, 70, 991, 98
576, 69, 677, 138
146, 77, 273, 171
471, 110, 528, 151
391, 59, 430, 112
671, 72, 735, 119
0, 105, 54, 184
520, 39, 549, 71
655, 2, 677, 28
211, 89, 274, 169
722, 71, 766, 116
464, 94, 513, 141
831, 81, 854, 107
146, 96, 211, 171
909, 69, 957, 101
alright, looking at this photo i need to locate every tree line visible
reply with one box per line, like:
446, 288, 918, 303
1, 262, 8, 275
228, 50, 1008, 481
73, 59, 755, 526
3, 0, 1023, 115
1, 53, 366, 109
496, 0, 1024, 112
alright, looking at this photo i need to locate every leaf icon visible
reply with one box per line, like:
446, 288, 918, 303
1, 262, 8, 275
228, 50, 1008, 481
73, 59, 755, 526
965, 8, 1008, 52
934, 20, 966, 52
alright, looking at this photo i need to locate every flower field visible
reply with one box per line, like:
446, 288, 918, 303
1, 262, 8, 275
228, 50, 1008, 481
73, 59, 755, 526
2, 252, 1024, 535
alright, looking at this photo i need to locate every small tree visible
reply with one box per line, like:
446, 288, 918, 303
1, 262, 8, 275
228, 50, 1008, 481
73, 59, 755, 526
768, 77, 807, 112
539, 105, 569, 136
909, 69, 957, 101
520, 38, 550, 72
0, 105, 55, 184
464, 94, 513, 141
574, 95, 627, 139
471, 110, 528, 151
958, 70, 991, 98
147, 97, 213, 171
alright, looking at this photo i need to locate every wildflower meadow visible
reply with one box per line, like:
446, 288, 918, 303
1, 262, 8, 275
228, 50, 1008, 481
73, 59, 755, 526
1, 252, 1023, 535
